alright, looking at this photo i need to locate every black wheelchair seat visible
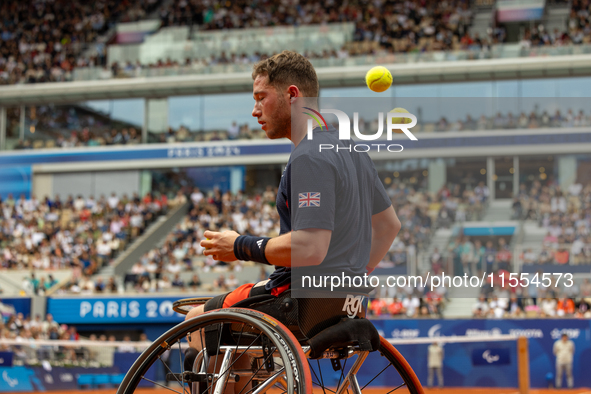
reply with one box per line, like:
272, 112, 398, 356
227, 289, 380, 358
306, 317, 380, 359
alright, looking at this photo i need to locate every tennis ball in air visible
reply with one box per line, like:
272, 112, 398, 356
389, 107, 411, 134
365, 66, 392, 93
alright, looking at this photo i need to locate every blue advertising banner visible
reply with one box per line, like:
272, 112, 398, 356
0, 298, 31, 317
0, 142, 291, 167
47, 296, 186, 324
0, 352, 13, 367
472, 348, 511, 366
1, 130, 589, 169
371, 318, 591, 388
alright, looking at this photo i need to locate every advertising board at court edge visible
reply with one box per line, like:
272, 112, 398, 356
303, 107, 418, 153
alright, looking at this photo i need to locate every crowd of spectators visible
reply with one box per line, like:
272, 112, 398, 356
158, 0, 473, 42
0, 309, 151, 366
0, 192, 167, 281
0, 0, 163, 85
434, 108, 591, 132
515, 180, 591, 266
367, 178, 486, 319
441, 236, 513, 278
8, 105, 144, 150
118, 187, 279, 294
5, 0, 591, 86
77, 178, 479, 295
516, 0, 591, 50
20, 272, 59, 296
472, 277, 591, 319
368, 274, 446, 318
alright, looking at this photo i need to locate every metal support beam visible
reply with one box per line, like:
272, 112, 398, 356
487, 157, 495, 201
513, 156, 519, 198
142, 98, 148, 144
0, 106, 6, 151
19, 105, 25, 141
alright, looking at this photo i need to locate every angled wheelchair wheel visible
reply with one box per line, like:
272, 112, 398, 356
306, 336, 423, 394
116, 308, 312, 394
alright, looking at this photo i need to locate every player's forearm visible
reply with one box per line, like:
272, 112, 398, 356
266, 229, 331, 267
264, 233, 291, 267
368, 206, 401, 269
368, 232, 397, 269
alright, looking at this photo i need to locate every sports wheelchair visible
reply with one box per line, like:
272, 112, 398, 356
116, 289, 423, 394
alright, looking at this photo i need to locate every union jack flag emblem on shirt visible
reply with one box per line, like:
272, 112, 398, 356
298, 192, 321, 208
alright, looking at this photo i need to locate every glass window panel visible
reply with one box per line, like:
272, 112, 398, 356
202, 93, 260, 132
520, 79, 557, 97
169, 96, 203, 131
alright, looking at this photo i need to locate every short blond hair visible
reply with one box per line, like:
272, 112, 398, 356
252, 51, 319, 97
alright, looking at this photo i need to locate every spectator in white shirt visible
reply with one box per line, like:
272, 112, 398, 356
166, 259, 182, 275
227, 121, 239, 140
402, 295, 421, 317
472, 295, 490, 317
74, 195, 86, 211
110, 219, 123, 235
108, 193, 120, 209
541, 297, 557, 317
190, 188, 204, 206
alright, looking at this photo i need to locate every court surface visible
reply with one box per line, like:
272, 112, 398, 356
8, 388, 589, 394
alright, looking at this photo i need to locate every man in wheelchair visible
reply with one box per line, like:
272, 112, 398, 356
185, 50, 401, 393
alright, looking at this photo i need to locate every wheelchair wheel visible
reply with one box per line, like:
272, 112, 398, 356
307, 336, 423, 394
117, 308, 312, 394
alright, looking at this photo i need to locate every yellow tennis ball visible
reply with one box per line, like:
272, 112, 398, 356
389, 107, 411, 134
365, 66, 392, 93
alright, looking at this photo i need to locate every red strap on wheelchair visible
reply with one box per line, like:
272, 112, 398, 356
271, 283, 290, 297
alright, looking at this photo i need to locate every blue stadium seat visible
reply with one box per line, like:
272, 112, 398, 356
77, 374, 95, 388
94, 374, 112, 387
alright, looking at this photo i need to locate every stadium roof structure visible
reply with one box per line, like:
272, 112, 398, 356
2, 54, 591, 105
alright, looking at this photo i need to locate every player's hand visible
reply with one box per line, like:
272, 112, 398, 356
201, 230, 240, 262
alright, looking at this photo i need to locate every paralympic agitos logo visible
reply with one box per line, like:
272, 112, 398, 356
303, 107, 418, 153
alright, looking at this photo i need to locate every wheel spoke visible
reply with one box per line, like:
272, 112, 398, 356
360, 362, 392, 390
236, 349, 275, 394
177, 339, 186, 391
386, 382, 407, 393
212, 322, 224, 387
158, 354, 190, 394
203, 330, 263, 393
141, 376, 184, 394
336, 357, 348, 390
307, 359, 329, 394
222, 323, 246, 394
317, 359, 328, 394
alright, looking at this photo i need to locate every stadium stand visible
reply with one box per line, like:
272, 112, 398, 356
515, 180, 591, 266
0, 0, 164, 85
4, 0, 591, 87
0, 192, 167, 295
43, 178, 486, 316
4, 1, 591, 392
